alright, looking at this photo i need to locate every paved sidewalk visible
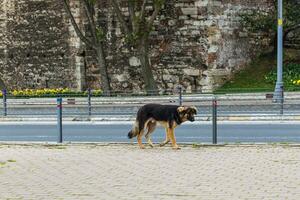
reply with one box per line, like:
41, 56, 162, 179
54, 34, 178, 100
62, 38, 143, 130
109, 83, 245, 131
0, 143, 300, 200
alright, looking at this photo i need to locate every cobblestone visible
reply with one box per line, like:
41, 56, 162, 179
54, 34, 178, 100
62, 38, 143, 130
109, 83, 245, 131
0, 143, 299, 199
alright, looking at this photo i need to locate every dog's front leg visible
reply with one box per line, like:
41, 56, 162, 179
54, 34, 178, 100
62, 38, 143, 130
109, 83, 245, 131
168, 128, 180, 150
159, 128, 170, 147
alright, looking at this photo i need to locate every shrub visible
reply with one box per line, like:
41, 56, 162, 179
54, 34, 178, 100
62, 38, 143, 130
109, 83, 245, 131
265, 63, 300, 87
0, 88, 102, 98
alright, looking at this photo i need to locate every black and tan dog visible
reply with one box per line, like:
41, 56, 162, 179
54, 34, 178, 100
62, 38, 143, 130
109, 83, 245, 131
128, 104, 197, 149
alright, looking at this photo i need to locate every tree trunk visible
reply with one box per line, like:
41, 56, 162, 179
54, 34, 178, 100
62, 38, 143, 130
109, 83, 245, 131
0, 79, 6, 90
271, 33, 277, 55
137, 37, 158, 94
272, 30, 292, 54
96, 45, 111, 96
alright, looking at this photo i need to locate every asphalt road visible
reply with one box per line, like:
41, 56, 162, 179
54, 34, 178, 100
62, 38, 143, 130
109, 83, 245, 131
0, 122, 299, 143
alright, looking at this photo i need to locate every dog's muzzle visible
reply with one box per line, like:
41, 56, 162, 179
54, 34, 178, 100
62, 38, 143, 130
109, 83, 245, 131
188, 116, 195, 122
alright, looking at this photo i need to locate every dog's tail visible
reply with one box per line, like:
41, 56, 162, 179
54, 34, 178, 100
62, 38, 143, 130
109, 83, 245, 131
128, 120, 139, 139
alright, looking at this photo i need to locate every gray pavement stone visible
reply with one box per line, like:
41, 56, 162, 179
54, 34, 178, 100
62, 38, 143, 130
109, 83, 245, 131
0, 144, 299, 199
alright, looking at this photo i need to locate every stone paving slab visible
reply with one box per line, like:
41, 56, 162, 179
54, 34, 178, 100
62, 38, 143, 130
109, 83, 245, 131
0, 143, 300, 200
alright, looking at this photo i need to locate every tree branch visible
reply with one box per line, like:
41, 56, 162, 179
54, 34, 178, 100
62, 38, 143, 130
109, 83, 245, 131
139, 0, 147, 21
147, 1, 162, 32
128, 0, 136, 32
134, 0, 147, 35
110, 0, 130, 35
285, 23, 300, 34
283, 23, 300, 42
132, 0, 147, 34
82, 0, 98, 44
62, 0, 95, 49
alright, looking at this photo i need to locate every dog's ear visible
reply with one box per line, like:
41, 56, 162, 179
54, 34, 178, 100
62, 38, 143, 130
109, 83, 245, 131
177, 106, 186, 113
190, 106, 198, 114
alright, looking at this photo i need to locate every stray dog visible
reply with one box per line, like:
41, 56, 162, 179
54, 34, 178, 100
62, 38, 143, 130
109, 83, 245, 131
128, 104, 197, 149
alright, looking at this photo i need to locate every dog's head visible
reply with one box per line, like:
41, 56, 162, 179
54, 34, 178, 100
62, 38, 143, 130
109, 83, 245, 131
177, 106, 198, 122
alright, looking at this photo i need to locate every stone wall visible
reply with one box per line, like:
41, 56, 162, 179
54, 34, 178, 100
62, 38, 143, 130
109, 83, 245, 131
97, 0, 274, 92
287, 30, 300, 49
0, 0, 77, 90
0, 0, 274, 92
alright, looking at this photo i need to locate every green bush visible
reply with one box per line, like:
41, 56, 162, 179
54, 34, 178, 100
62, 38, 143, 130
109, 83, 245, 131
265, 63, 300, 87
0, 88, 102, 98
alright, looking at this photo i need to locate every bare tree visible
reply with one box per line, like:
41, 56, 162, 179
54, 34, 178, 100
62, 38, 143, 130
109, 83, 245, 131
0, 79, 5, 90
240, 0, 300, 53
111, 0, 165, 93
62, 0, 110, 95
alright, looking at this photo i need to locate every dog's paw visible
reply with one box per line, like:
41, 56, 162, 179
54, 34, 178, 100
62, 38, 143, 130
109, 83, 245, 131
172, 146, 181, 150
159, 140, 170, 147
139, 145, 146, 149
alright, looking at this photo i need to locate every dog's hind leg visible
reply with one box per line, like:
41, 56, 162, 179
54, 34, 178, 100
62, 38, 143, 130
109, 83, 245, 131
145, 121, 156, 148
137, 120, 146, 149
159, 128, 170, 147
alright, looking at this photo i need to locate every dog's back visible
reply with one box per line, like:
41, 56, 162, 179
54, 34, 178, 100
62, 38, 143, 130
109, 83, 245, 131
128, 104, 179, 139
137, 104, 179, 121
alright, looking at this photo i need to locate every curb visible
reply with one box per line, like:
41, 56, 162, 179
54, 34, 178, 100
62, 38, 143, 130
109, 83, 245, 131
0, 115, 300, 122
1, 142, 300, 147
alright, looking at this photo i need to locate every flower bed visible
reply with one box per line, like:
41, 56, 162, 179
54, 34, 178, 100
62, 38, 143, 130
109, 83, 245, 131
0, 88, 102, 98
265, 63, 300, 89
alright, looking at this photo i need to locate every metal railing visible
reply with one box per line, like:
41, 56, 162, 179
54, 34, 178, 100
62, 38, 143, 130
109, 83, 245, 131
0, 89, 299, 143
1, 89, 296, 117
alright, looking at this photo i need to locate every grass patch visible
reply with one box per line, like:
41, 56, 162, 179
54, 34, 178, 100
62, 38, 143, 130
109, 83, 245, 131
192, 143, 201, 148
0, 161, 6, 167
278, 142, 291, 145
217, 49, 300, 93
7, 160, 16, 163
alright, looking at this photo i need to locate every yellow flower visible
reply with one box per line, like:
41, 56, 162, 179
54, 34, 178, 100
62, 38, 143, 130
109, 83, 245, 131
8, 88, 89, 97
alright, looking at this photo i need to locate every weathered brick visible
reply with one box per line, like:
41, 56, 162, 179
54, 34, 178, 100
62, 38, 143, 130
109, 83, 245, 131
0, 0, 278, 92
